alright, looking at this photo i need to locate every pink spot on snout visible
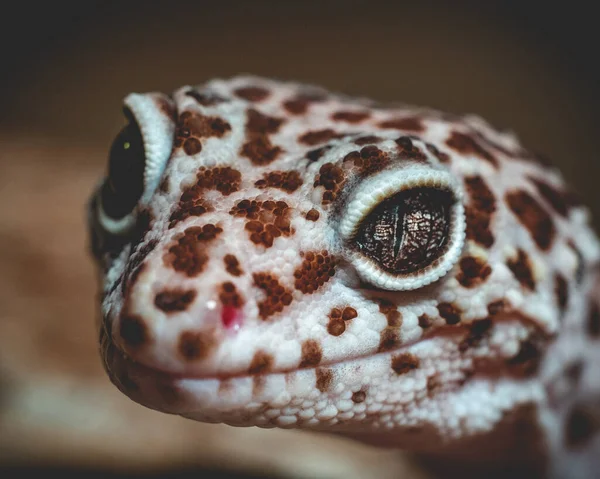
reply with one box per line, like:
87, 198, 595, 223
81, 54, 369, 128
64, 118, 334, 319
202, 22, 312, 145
221, 306, 242, 330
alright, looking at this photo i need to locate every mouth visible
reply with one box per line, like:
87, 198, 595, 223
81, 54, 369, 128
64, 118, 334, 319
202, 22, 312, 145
101, 328, 395, 424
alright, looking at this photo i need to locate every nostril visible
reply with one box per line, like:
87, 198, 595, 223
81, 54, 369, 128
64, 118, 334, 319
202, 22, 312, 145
221, 306, 242, 330
218, 281, 245, 330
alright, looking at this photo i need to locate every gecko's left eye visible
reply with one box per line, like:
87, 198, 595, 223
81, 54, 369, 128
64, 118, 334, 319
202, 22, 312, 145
94, 93, 175, 237
338, 167, 465, 290
100, 113, 146, 220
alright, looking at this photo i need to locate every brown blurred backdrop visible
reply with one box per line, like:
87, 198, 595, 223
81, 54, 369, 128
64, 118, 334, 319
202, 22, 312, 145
0, 1, 598, 477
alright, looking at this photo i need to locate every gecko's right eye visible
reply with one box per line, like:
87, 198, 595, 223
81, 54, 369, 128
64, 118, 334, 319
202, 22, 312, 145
338, 166, 466, 290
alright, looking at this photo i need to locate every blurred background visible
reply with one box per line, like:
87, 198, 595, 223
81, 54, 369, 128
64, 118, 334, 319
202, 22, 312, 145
0, 1, 598, 477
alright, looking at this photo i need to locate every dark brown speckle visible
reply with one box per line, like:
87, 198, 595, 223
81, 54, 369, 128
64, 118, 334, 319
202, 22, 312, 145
154, 289, 197, 313
391, 353, 420, 374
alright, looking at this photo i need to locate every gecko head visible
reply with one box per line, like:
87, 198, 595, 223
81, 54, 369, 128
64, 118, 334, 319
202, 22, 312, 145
88, 77, 567, 449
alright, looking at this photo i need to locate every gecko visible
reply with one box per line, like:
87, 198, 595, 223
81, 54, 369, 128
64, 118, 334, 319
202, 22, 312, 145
87, 76, 600, 478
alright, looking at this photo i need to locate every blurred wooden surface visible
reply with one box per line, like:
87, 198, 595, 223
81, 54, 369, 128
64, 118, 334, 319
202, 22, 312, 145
0, 1, 597, 477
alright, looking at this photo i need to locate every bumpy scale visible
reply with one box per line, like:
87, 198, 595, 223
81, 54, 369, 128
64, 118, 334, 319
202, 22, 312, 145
88, 76, 600, 478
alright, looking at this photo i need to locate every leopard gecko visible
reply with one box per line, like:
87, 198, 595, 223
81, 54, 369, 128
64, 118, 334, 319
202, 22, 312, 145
87, 76, 600, 478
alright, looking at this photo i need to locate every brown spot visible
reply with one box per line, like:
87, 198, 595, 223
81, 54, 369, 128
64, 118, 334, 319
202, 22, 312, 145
294, 251, 336, 294
119, 315, 148, 348
305, 209, 320, 221
234, 86, 270, 102
314, 162, 346, 205
241, 135, 282, 166
378, 328, 401, 352
529, 177, 576, 218
379, 117, 424, 132
246, 108, 284, 134
183, 137, 202, 156
219, 281, 244, 308
169, 166, 241, 228
354, 135, 382, 146
565, 404, 600, 448
230, 199, 292, 248
464, 175, 496, 248
299, 339, 322, 368
343, 146, 390, 176
299, 129, 342, 146
241, 109, 285, 165
164, 224, 223, 276
457, 256, 492, 288
507, 249, 536, 291
283, 98, 310, 115
178, 330, 214, 361
282, 93, 325, 115
185, 89, 227, 106
174, 111, 231, 154
391, 353, 420, 374
316, 368, 333, 392
506, 190, 556, 251
426, 143, 450, 163
588, 302, 600, 337
487, 299, 507, 316
255, 170, 303, 193
327, 306, 357, 336
248, 350, 274, 374
374, 298, 402, 327
555, 273, 569, 312
507, 333, 545, 376
154, 289, 197, 313
351, 390, 366, 403
224, 254, 243, 276
252, 272, 293, 320
169, 198, 212, 229
459, 318, 493, 352
327, 318, 346, 336
306, 145, 331, 163
437, 302, 462, 325
332, 110, 370, 123
418, 314, 433, 328
395, 136, 427, 161
446, 131, 498, 168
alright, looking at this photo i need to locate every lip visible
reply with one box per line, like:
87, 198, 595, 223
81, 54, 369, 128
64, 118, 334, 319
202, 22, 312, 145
107, 332, 418, 386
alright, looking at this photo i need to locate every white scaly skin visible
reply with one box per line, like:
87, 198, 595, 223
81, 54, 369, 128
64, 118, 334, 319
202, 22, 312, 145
88, 76, 600, 478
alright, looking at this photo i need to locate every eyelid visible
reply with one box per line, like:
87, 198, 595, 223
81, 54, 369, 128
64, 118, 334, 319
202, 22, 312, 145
339, 165, 463, 241
123, 92, 177, 205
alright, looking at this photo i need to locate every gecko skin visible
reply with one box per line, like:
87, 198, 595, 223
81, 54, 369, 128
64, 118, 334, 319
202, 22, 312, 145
88, 76, 600, 477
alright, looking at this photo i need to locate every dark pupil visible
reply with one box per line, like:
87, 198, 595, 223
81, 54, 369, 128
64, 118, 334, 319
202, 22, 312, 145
100, 117, 145, 219
353, 187, 452, 275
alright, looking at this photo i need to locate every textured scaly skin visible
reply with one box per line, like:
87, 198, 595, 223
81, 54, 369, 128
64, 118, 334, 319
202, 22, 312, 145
89, 76, 600, 478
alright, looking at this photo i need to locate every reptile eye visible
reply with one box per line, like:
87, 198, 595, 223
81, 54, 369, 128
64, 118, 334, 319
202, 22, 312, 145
95, 93, 176, 236
339, 167, 465, 290
100, 113, 146, 219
